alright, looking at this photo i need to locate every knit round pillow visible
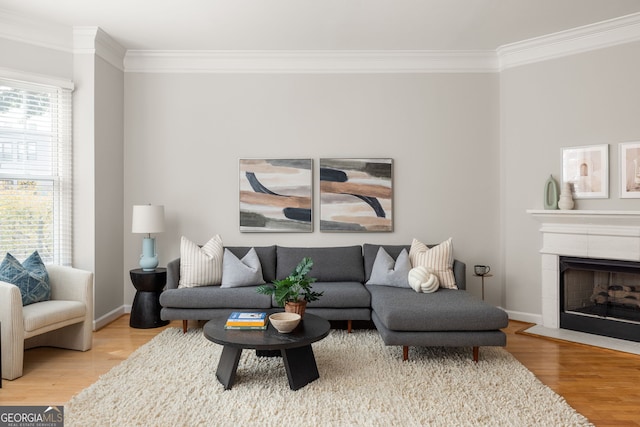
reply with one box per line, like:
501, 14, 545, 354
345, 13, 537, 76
408, 266, 439, 293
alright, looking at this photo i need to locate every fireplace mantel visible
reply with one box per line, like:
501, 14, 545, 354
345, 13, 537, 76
527, 209, 640, 329
528, 209, 640, 227
527, 210, 640, 261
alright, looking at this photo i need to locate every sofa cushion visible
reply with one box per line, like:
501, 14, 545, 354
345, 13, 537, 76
22, 300, 86, 333
367, 285, 508, 331
276, 246, 364, 282
225, 246, 277, 283
179, 235, 224, 288
409, 238, 457, 289
305, 282, 371, 308
365, 243, 467, 290
366, 248, 411, 288
221, 248, 266, 288
408, 266, 439, 293
363, 244, 409, 282
160, 286, 273, 309
0, 251, 50, 306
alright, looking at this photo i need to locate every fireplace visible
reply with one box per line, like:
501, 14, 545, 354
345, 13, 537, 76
560, 256, 640, 342
528, 209, 640, 344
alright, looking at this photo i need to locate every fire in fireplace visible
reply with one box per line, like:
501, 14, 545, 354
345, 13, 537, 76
560, 256, 640, 343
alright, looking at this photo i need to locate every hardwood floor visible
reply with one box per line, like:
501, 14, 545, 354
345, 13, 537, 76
1, 317, 639, 426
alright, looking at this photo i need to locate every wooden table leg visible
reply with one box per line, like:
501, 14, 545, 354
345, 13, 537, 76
281, 345, 319, 391
216, 346, 242, 390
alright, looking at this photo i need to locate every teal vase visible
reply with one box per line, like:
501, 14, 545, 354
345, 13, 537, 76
544, 175, 559, 210
139, 237, 159, 271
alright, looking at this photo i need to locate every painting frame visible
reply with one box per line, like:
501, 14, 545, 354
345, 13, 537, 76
619, 141, 640, 199
561, 144, 609, 199
319, 158, 393, 232
239, 158, 313, 232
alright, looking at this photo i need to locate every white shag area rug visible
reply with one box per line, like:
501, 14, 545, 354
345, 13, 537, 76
66, 328, 592, 427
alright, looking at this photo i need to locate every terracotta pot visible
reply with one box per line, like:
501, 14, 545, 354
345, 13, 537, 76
284, 301, 307, 317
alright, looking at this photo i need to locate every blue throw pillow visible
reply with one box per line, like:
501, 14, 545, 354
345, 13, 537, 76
0, 251, 51, 306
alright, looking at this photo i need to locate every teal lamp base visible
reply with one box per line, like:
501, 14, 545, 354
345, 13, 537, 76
139, 237, 159, 271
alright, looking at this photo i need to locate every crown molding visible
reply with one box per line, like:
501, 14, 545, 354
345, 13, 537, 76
0, 8, 71, 52
498, 12, 640, 70
73, 27, 126, 71
123, 50, 498, 73
2, 8, 640, 73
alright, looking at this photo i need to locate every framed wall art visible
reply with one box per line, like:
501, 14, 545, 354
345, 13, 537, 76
319, 158, 393, 232
619, 141, 640, 198
239, 159, 313, 232
561, 144, 609, 199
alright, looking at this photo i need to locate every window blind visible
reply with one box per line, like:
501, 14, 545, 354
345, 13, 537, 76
0, 77, 73, 265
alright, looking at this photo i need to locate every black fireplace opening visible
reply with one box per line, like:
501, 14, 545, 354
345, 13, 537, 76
560, 256, 640, 343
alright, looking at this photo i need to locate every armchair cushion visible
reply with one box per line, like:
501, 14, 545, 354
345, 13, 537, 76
0, 251, 50, 306
23, 300, 86, 335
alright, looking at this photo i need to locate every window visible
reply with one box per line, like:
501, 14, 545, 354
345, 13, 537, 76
0, 77, 73, 265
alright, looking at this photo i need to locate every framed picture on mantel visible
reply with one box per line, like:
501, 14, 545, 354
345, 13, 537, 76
561, 144, 609, 199
619, 141, 640, 198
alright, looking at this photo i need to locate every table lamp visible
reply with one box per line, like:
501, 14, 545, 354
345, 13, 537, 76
131, 204, 165, 271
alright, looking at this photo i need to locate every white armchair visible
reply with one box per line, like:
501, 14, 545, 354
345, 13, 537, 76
0, 264, 94, 380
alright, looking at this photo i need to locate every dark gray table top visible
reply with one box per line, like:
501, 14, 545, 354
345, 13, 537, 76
203, 310, 330, 351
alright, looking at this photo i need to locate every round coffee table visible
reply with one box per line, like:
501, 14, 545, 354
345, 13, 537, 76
203, 311, 330, 390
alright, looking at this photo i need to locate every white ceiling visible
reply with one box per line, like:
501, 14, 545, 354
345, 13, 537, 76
1, 0, 640, 51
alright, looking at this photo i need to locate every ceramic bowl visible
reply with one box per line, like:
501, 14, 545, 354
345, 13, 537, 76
269, 312, 301, 333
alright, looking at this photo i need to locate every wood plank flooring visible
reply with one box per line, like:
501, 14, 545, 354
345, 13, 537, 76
1, 317, 639, 426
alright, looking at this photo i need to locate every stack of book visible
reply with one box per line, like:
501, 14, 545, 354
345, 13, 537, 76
224, 312, 269, 330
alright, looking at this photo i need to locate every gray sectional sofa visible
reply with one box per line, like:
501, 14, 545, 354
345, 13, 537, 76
160, 244, 508, 361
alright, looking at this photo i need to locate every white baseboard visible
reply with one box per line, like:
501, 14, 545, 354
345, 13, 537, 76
504, 310, 542, 325
93, 305, 130, 330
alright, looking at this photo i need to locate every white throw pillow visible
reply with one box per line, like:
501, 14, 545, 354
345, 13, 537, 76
408, 266, 439, 293
366, 247, 411, 288
409, 237, 457, 289
179, 235, 224, 288
221, 248, 266, 288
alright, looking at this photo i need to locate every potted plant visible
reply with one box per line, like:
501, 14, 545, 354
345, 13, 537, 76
256, 257, 323, 317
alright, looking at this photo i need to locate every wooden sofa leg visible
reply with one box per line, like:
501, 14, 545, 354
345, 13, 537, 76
403, 346, 409, 361
347, 320, 352, 333
182, 320, 188, 334
473, 346, 479, 362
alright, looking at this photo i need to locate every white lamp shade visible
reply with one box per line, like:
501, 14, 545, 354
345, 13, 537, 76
132, 205, 165, 234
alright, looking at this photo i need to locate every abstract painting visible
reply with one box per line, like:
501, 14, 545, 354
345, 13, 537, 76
239, 159, 313, 232
320, 158, 393, 232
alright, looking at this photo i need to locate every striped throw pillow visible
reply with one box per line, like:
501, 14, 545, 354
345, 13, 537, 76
178, 235, 224, 288
409, 237, 457, 289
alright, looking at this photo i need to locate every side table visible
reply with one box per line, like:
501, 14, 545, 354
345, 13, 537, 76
473, 273, 493, 300
129, 268, 170, 329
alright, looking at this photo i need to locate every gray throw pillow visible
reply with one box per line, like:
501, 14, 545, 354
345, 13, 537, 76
0, 251, 51, 305
221, 247, 266, 288
366, 247, 411, 288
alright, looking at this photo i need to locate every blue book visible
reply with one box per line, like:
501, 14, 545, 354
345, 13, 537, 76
226, 312, 267, 326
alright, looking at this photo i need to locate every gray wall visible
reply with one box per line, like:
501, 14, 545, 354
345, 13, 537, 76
123, 72, 502, 305
94, 55, 125, 321
4, 29, 640, 322
501, 41, 640, 320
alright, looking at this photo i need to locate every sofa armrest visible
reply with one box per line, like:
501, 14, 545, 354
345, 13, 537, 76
453, 260, 466, 290
166, 258, 180, 290
0, 280, 25, 340
46, 265, 93, 303
0, 281, 25, 380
